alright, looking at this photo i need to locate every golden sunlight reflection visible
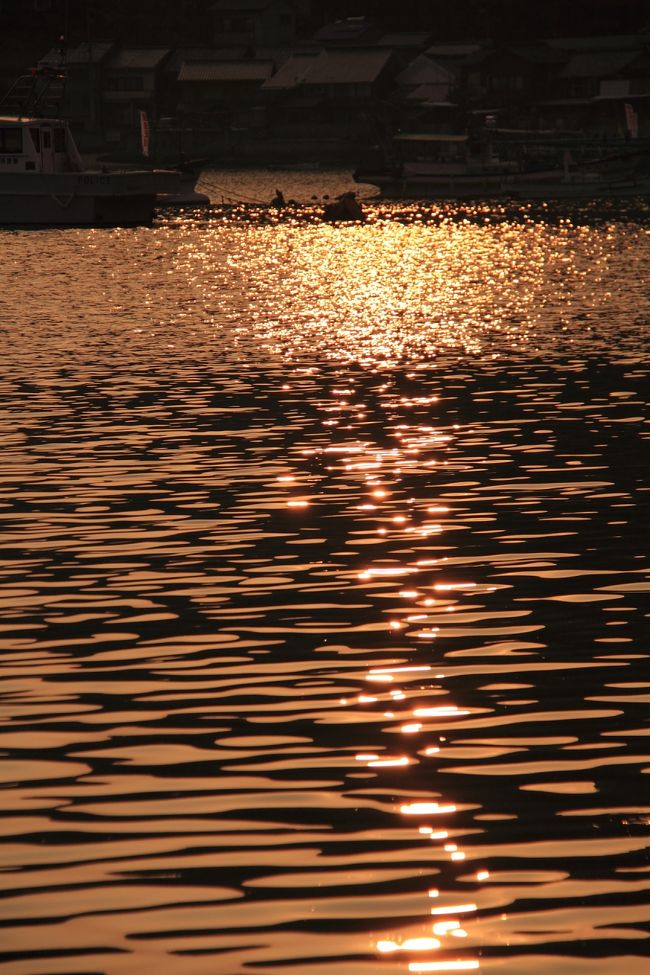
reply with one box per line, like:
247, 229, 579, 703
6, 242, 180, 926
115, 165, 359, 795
408, 963, 480, 973
401, 802, 457, 815
366, 633, 480, 974
377, 938, 442, 953
4, 201, 650, 975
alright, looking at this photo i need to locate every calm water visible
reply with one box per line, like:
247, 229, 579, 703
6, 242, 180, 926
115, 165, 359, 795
1, 171, 649, 975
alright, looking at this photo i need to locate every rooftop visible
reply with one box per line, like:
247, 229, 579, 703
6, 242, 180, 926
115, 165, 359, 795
396, 54, 455, 87
179, 59, 274, 82
303, 49, 392, 85
558, 50, 640, 78
40, 42, 114, 67
108, 49, 171, 70
261, 53, 318, 90
548, 34, 647, 53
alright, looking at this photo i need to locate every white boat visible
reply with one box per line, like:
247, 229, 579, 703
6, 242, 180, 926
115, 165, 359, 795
0, 114, 180, 226
355, 132, 650, 202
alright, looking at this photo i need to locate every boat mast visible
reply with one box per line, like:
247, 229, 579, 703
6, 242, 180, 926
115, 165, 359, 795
0, 37, 67, 119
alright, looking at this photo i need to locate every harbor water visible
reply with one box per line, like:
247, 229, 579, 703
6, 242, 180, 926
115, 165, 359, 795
1, 170, 649, 975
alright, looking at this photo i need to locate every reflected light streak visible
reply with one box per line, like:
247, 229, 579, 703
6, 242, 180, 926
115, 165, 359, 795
377, 938, 441, 954
414, 707, 469, 718
433, 921, 460, 935
409, 963, 479, 973
434, 583, 477, 591
369, 756, 411, 767
430, 904, 478, 915
371, 666, 431, 675
360, 567, 417, 578
401, 802, 456, 815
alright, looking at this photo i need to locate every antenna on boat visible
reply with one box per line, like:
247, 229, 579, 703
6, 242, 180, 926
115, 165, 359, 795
0, 36, 67, 119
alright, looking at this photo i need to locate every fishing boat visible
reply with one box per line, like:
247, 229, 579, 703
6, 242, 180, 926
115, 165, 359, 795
354, 131, 650, 201
0, 59, 180, 226
0, 113, 180, 226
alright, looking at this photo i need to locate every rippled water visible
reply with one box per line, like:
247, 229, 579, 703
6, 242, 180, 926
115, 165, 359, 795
1, 174, 649, 975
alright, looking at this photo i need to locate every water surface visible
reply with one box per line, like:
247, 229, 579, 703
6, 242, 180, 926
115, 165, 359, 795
1, 178, 649, 974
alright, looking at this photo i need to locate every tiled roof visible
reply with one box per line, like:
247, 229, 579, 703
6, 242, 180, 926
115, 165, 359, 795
40, 42, 114, 66
68, 42, 114, 64
558, 51, 639, 78
108, 49, 170, 70
303, 50, 392, 85
548, 34, 645, 53
179, 59, 274, 82
396, 54, 455, 87
262, 53, 318, 89
405, 83, 455, 105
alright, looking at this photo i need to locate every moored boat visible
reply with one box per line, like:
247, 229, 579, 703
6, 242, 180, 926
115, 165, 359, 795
354, 132, 650, 201
0, 114, 180, 226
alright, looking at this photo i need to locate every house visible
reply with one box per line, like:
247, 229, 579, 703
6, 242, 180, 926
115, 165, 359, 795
542, 44, 650, 135
211, 0, 297, 48
36, 42, 115, 149
394, 54, 457, 107
461, 45, 564, 114
261, 52, 318, 91
102, 48, 171, 148
552, 50, 645, 101
60, 43, 114, 148
259, 48, 396, 160
178, 58, 274, 117
299, 49, 394, 101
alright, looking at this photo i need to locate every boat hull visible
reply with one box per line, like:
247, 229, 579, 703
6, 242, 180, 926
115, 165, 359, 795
355, 168, 650, 202
0, 170, 180, 226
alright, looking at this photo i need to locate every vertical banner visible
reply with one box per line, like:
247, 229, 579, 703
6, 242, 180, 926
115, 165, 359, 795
140, 110, 150, 158
624, 103, 638, 139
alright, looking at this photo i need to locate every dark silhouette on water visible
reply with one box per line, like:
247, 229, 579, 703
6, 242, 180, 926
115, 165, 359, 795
323, 190, 366, 222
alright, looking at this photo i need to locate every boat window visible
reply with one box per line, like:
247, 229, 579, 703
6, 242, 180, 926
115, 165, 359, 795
29, 127, 41, 151
54, 128, 66, 152
42, 129, 51, 149
0, 127, 22, 153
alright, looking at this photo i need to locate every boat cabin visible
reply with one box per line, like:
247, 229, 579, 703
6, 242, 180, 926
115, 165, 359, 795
0, 116, 83, 174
